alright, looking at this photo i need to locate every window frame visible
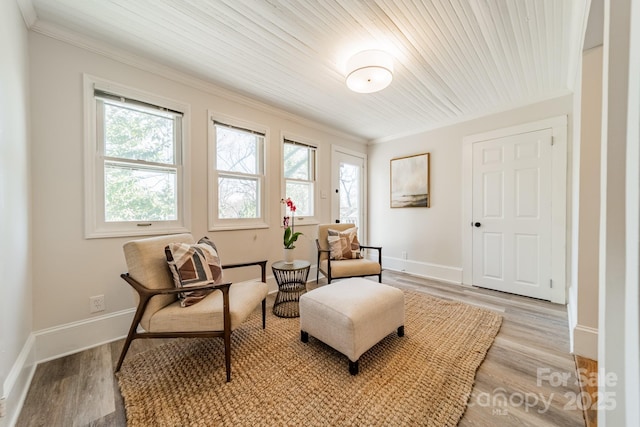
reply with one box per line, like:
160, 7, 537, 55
281, 133, 319, 226
208, 111, 269, 231
83, 74, 191, 239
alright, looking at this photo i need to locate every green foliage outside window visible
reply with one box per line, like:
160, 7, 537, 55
215, 124, 262, 219
283, 142, 314, 217
102, 102, 178, 222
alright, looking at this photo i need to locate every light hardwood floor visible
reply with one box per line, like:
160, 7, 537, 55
17, 271, 586, 426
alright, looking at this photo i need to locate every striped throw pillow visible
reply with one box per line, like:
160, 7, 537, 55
165, 236, 223, 307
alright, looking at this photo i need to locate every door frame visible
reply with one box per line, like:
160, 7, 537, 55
331, 145, 368, 243
462, 115, 568, 304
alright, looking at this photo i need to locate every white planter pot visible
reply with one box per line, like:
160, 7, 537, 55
283, 248, 295, 264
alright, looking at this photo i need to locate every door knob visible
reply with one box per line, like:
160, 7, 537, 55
474, 222, 481, 227
335, 219, 340, 223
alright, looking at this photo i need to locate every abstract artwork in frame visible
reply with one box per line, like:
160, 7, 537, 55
390, 153, 430, 208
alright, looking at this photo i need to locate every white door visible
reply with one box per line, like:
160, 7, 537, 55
331, 148, 365, 232
472, 129, 553, 300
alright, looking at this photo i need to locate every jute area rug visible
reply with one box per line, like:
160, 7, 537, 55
117, 291, 502, 426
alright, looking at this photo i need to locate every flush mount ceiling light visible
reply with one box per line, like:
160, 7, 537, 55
345, 50, 394, 93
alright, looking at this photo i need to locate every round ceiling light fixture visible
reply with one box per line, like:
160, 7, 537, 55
345, 50, 394, 93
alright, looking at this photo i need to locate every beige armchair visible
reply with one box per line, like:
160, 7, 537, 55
315, 223, 382, 284
117, 233, 268, 382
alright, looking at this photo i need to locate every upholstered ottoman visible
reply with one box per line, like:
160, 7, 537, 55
299, 277, 405, 375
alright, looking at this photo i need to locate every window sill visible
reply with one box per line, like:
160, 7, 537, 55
85, 225, 191, 239
209, 222, 270, 232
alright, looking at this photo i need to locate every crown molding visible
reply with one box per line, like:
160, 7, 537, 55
29, 19, 366, 144
369, 89, 572, 145
16, 0, 37, 28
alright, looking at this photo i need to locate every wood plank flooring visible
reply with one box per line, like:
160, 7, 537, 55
575, 356, 598, 427
16, 271, 586, 426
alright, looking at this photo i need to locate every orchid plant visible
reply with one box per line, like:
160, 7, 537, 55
281, 198, 303, 249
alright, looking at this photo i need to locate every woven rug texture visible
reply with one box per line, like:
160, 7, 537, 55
117, 290, 502, 426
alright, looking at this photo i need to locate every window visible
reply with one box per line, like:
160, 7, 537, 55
209, 116, 267, 230
283, 138, 317, 220
84, 75, 190, 238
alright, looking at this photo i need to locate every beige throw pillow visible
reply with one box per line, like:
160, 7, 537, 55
327, 227, 360, 260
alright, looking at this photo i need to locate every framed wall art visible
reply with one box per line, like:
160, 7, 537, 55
390, 152, 430, 208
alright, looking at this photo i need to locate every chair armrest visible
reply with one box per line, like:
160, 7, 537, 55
359, 245, 382, 265
157, 282, 232, 295
316, 240, 331, 261
221, 260, 267, 283
359, 245, 382, 251
120, 273, 231, 299
316, 239, 330, 255
119, 274, 234, 348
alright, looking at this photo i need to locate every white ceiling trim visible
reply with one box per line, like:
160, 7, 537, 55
566, 0, 592, 89
16, 0, 37, 28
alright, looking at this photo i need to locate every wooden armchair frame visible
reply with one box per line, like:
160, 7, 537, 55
116, 260, 267, 383
315, 241, 382, 284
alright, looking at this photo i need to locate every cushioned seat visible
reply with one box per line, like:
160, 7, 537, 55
300, 278, 405, 374
149, 280, 268, 332
318, 258, 381, 280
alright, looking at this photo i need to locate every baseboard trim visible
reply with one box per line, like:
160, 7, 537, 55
382, 257, 463, 284
34, 270, 306, 364
29, 262, 431, 365
33, 308, 135, 364
566, 284, 578, 352
2, 334, 36, 427
573, 324, 598, 360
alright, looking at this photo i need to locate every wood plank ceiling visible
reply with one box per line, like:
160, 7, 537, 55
27, 0, 588, 141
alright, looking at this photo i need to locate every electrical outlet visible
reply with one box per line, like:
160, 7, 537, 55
90, 295, 105, 313
402, 251, 408, 260
0, 397, 6, 418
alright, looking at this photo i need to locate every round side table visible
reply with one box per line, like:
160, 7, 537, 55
271, 260, 311, 318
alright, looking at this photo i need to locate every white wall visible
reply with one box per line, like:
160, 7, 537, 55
28, 32, 366, 359
570, 45, 602, 360
623, 0, 640, 421
0, 1, 34, 425
568, 46, 582, 354
598, 0, 640, 424
368, 96, 573, 284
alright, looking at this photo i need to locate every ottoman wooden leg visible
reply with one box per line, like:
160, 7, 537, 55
398, 325, 405, 337
349, 360, 359, 375
301, 331, 309, 343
